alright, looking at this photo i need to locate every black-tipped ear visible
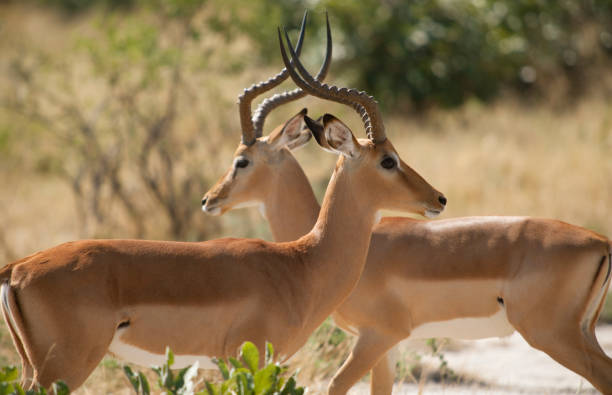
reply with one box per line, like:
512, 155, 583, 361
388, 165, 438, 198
304, 115, 325, 147
277, 107, 307, 139
322, 113, 337, 125
320, 113, 361, 157
268, 108, 309, 149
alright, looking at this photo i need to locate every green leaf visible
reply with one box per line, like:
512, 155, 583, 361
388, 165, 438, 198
280, 377, 296, 395
165, 347, 175, 367
204, 381, 218, 395
51, 381, 70, 395
0, 366, 18, 384
122, 366, 150, 395
264, 342, 274, 365
235, 373, 248, 395
229, 357, 244, 370
240, 342, 259, 373
246, 372, 255, 394
214, 358, 230, 380
138, 372, 150, 395
123, 366, 139, 391
253, 364, 280, 395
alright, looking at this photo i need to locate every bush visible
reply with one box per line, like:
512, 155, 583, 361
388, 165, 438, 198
123, 343, 305, 395
19, 0, 612, 108
0, 366, 69, 395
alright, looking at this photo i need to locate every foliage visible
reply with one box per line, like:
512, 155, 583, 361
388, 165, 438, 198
123, 343, 305, 395
0, 366, 69, 395
283, 317, 354, 383
3, 8, 235, 241
425, 338, 458, 382
21, 0, 612, 108
393, 338, 467, 386
215, 0, 612, 108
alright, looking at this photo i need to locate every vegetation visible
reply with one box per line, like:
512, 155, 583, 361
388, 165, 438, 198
2, 5, 241, 242
21, 0, 612, 108
123, 343, 304, 395
0, 343, 305, 394
0, 366, 69, 395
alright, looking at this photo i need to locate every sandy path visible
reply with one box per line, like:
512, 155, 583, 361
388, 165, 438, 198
334, 325, 612, 394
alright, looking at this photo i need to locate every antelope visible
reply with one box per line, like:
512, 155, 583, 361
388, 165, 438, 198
202, 25, 612, 395
0, 16, 446, 391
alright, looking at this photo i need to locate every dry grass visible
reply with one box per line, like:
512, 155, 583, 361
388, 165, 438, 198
1, 3, 612, 394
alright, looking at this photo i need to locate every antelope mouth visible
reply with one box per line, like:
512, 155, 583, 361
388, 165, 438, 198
424, 209, 442, 218
202, 204, 222, 216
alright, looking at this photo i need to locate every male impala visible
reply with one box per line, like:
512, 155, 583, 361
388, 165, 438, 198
203, 26, 612, 395
0, 17, 445, 390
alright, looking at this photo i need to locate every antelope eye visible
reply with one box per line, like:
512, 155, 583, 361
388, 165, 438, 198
235, 157, 250, 169
380, 156, 396, 170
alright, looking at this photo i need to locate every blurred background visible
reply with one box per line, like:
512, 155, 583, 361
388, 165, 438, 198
1, 0, 612, 393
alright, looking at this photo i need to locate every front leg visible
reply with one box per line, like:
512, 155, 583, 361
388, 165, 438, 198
370, 345, 400, 395
328, 328, 400, 395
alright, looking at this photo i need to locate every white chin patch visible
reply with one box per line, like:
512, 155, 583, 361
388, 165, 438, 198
425, 209, 441, 218
203, 206, 221, 216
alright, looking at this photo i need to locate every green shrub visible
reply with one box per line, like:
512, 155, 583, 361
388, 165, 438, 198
124, 342, 305, 395
19, 0, 612, 108
0, 366, 69, 395
201, 0, 612, 108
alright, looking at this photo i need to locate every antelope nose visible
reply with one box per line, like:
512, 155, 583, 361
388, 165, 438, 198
438, 195, 447, 206
201, 197, 207, 207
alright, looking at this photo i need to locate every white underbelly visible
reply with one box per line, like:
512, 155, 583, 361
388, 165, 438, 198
108, 328, 217, 369
408, 308, 515, 340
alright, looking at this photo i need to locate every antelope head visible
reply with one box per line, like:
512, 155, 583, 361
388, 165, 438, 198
202, 12, 331, 216
279, 23, 447, 217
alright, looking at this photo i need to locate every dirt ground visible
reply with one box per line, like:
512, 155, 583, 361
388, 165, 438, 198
319, 325, 612, 394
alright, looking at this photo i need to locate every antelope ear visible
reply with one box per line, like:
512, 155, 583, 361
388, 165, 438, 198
268, 108, 311, 150
303, 115, 335, 153
320, 114, 361, 158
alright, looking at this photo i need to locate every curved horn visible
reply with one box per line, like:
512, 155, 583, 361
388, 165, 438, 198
252, 12, 332, 137
238, 11, 308, 146
279, 23, 386, 143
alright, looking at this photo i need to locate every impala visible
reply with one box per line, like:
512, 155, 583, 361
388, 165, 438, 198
202, 26, 612, 395
0, 17, 445, 390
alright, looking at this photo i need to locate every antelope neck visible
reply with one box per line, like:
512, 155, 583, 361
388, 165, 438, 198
298, 159, 378, 327
261, 154, 319, 242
